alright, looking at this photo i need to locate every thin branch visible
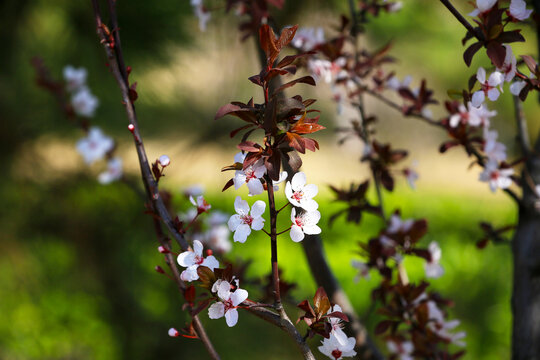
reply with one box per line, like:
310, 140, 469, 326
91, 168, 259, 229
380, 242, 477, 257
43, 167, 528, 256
439, 0, 485, 42
90, 2, 219, 358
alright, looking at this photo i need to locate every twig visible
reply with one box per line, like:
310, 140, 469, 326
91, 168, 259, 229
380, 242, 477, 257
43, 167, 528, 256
439, 0, 485, 42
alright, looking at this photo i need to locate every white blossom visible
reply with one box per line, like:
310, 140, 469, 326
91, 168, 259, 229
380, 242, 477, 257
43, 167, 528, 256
71, 87, 99, 117
509, 0, 533, 21
510, 80, 527, 96
227, 196, 265, 243
292, 27, 325, 51
468, 0, 497, 17
386, 340, 414, 360
98, 157, 123, 184
183, 184, 205, 197
424, 241, 444, 279
190, 195, 211, 213
426, 301, 466, 347
205, 224, 232, 254
387, 214, 413, 234
285, 172, 319, 211
290, 208, 321, 242
496, 45, 517, 82
479, 160, 514, 192
327, 304, 348, 345
177, 240, 219, 282
449, 102, 496, 128
308, 58, 346, 84
483, 129, 507, 162
471, 67, 504, 107
386, 75, 412, 91
168, 328, 179, 337
208, 280, 248, 327
318, 331, 357, 360
63, 65, 87, 92
76, 127, 114, 164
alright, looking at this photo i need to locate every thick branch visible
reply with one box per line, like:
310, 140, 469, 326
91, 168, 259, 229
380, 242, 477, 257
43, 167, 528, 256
513, 95, 531, 156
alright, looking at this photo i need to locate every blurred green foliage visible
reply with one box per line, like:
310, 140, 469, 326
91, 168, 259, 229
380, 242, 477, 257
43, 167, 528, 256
0, 0, 533, 359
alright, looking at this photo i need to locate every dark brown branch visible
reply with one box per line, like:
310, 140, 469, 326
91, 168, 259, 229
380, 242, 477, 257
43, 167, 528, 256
439, 0, 485, 42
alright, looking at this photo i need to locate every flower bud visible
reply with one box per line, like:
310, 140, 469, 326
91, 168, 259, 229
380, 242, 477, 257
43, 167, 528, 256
159, 155, 171, 167
155, 265, 165, 274
158, 245, 169, 254
168, 328, 180, 337
128, 124, 135, 132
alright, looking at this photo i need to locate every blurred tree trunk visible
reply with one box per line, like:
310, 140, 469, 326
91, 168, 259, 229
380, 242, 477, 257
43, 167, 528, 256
512, 2, 540, 358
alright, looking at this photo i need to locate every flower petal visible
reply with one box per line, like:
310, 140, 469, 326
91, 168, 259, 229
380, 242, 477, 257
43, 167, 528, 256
303, 184, 318, 198
234, 224, 251, 243
228, 214, 242, 232
208, 302, 225, 319
177, 251, 196, 267
231, 288, 249, 306
250, 200, 266, 218
234, 196, 249, 215
251, 217, 265, 231
193, 240, 203, 256
247, 179, 264, 195
225, 308, 239, 327
291, 172, 307, 191
202, 255, 220, 271
303, 224, 321, 235
471, 91, 485, 108
301, 199, 319, 212
290, 225, 305, 242
487, 88, 500, 101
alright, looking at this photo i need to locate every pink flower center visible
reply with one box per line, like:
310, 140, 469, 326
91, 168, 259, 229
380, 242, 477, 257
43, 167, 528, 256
294, 217, 304, 228
241, 215, 253, 226
292, 191, 303, 202
244, 168, 256, 182
194, 255, 204, 265
490, 170, 500, 181
223, 298, 234, 311
331, 349, 342, 360
481, 82, 494, 95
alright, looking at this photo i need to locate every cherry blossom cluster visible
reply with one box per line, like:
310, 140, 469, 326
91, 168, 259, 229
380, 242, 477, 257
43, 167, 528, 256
63, 65, 99, 118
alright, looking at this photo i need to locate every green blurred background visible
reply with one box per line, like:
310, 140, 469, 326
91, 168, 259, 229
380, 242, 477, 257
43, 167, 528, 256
1, 0, 539, 359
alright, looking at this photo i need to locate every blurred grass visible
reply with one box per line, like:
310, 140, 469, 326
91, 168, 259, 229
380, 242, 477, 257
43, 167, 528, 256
0, 175, 515, 359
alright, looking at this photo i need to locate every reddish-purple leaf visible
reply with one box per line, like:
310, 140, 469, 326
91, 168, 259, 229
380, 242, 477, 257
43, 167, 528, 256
486, 42, 506, 68
463, 42, 483, 67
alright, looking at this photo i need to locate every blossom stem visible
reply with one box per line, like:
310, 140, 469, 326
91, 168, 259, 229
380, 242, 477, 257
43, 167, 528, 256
276, 227, 292, 236
265, 175, 282, 308
276, 202, 291, 214
183, 213, 200, 232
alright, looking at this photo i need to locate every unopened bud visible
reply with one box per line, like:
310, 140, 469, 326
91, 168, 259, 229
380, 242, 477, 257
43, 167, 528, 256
128, 124, 135, 132
158, 245, 169, 254
168, 328, 180, 337
159, 155, 171, 167
155, 265, 165, 274
206, 249, 213, 257
127, 66, 132, 75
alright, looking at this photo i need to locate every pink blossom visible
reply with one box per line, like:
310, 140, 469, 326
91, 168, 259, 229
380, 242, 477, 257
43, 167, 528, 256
426, 301, 466, 347
509, 0, 533, 21
471, 67, 504, 107
292, 27, 325, 51
290, 208, 321, 242
208, 279, 248, 327
449, 102, 496, 128
285, 172, 319, 211
387, 214, 413, 234
227, 196, 265, 243
177, 240, 219, 282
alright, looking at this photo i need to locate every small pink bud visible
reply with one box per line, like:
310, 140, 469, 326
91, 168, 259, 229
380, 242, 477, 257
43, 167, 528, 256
206, 249, 213, 257
168, 328, 180, 337
158, 245, 169, 254
159, 155, 171, 167
155, 265, 165, 274
128, 124, 135, 132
